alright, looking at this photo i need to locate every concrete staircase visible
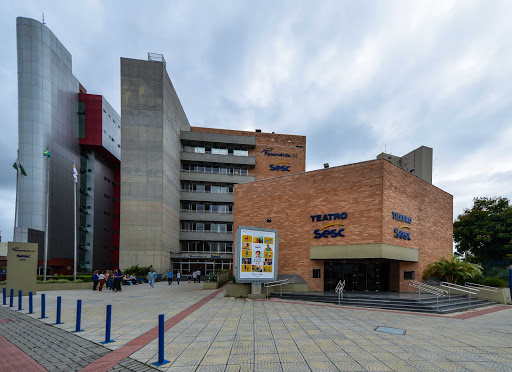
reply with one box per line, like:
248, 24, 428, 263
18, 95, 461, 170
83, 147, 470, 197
268, 292, 494, 314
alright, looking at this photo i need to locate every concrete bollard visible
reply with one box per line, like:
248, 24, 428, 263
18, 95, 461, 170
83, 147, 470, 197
152, 314, 170, 366
100, 305, 115, 344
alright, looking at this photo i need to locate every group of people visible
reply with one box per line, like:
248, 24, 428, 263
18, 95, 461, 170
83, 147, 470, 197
166, 270, 202, 285
92, 269, 123, 292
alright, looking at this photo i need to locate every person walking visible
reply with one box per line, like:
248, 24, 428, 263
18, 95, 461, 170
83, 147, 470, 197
92, 271, 99, 291
167, 271, 173, 285
176, 270, 181, 285
98, 271, 105, 291
147, 268, 157, 288
188, 272, 192, 283
193, 270, 197, 283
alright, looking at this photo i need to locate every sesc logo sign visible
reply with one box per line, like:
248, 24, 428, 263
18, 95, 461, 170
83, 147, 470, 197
313, 223, 345, 239
394, 225, 411, 240
269, 161, 291, 172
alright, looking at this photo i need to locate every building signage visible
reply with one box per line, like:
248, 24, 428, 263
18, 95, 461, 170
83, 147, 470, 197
392, 211, 412, 240
238, 228, 277, 280
262, 147, 298, 158
269, 161, 291, 172
311, 212, 348, 238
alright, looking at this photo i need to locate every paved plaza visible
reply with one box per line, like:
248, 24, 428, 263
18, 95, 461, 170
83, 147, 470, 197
1, 281, 512, 371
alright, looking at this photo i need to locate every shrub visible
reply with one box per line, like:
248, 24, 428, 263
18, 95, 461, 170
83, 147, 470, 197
37, 275, 92, 282
423, 255, 483, 284
471, 276, 509, 288
123, 264, 153, 277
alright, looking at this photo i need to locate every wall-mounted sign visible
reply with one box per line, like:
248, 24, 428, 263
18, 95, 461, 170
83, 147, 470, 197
392, 211, 412, 240
392, 212, 412, 224
262, 147, 298, 158
235, 227, 278, 283
394, 225, 411, 240
269, 161, 290, 172
311, 212, 348, 238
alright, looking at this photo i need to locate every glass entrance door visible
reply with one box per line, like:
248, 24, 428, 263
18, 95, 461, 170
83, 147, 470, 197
324, 261, 390, 291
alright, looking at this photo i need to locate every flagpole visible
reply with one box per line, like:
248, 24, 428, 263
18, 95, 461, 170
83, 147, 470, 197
14, 150, 19, 240
73, 162, 77, 282
43, 150, 50, 282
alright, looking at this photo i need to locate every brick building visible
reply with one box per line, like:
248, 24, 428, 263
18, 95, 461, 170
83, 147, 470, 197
233, 159, 453, 292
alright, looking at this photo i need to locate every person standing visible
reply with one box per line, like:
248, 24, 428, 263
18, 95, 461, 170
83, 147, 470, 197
107, 270, 114, 290
147, 268, 157, 288
92, 271, 99, 291
113, 269, 123, 292
192, 270, 197, 283
176, 271, 181, 285
196, 270, 201, 283
98, 271, 105, 291
167, 271, 173, 285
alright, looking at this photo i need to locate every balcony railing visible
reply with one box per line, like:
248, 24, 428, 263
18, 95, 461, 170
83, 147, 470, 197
182, 148, 249, 156
180, 209, 233, 214
181, 189, 233, 194
181, 169, 248, 176
180, 229, 233, 234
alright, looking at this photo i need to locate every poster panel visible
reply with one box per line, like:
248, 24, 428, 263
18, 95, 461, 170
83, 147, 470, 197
235, 226, 278, 283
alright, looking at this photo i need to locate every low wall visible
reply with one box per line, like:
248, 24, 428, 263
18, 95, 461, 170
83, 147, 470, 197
0, 281, 93, 293
225, 282, 309, 298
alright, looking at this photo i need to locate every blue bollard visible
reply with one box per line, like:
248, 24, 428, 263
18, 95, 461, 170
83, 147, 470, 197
509, 269, 512, 301
54, 296, 63, 325
39, 293, 48, 319
101, 305, 115, 344
152, 314, 170, 366
2, 288, 6, 305
72, 300, 84, 333
9, 289, 14, 307
17, 290, 22, 311
29, 292, 34, 314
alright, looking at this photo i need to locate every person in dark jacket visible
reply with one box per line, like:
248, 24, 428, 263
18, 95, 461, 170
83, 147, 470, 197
92, 271, 99, 290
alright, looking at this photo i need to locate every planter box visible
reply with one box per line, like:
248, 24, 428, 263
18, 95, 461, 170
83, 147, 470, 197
202, 282, 220, 289
433, 285, 512, 304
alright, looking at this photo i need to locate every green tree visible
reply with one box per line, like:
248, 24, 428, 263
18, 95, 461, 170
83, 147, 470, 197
423, 255, 483, 284
454, 197, 512, 261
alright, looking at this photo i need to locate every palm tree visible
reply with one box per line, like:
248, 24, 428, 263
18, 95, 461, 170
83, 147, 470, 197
423, 255, 483, 284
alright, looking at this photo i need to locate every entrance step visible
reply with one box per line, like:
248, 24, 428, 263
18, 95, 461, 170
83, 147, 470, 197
268, 292, 495, 314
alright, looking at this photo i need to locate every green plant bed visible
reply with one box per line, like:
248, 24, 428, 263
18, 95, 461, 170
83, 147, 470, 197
37, 275, 92, 282
37, 279, 85, 283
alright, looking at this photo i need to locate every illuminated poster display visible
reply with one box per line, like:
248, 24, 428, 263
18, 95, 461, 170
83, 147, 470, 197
235, 227, 278, 282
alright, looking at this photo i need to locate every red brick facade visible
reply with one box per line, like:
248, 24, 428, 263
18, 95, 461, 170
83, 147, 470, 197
190, 127, 306, 179
233, 159, 453, 292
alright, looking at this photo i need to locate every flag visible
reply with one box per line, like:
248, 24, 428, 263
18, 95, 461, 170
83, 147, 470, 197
73, 163, 78, 183
13, 154, 27, 176
43, 147, 52, 157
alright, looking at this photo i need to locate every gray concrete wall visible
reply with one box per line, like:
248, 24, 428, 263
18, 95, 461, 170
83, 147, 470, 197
119, 58, 190, 273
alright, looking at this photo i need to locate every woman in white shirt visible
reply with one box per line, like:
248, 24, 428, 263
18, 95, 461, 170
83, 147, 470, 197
98, 272, 105, 291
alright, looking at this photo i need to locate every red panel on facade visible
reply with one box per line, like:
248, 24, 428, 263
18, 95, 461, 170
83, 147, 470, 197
79, 93, 103, 147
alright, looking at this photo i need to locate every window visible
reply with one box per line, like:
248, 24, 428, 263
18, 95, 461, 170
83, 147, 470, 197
404, 271, 415, 280
212, 147, 228, 155
195, 184, 205, 193
194, 146, 205, 153
233, 149, 248, 156
313, 269, 321, 278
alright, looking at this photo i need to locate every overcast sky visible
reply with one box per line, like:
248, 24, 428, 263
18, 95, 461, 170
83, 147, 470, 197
1, 1, 511, 242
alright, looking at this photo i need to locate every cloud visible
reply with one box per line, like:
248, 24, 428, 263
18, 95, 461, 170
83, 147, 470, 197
1, 0, 512, 242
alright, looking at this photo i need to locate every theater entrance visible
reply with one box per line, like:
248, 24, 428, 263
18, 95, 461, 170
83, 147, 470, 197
324, 260, 389, 292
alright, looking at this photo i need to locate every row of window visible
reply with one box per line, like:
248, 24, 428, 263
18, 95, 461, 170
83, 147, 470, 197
181, 222, 233, 233
171, 259, 232, 276
182, 163, 248, 176
181, 202, 232, 213
180, 241, 233, 253
181, 183, 234, 194
182, 145, 248, 157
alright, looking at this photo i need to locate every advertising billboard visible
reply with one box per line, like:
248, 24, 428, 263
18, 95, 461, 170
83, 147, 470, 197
235, 226, 278, 283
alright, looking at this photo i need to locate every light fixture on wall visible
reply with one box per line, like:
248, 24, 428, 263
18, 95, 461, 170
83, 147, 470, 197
258, 218, 272, 228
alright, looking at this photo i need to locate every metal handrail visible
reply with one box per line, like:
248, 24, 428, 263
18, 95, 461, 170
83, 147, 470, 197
180, 209, 233, 214
180, 189, 234, 195
440, 282, 479, 304
409, 281, 447, 311
335, 280, 346, 305
465, 282, 498, 302
264, 279, 289, 298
